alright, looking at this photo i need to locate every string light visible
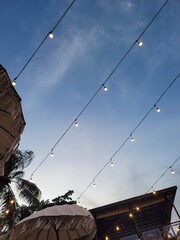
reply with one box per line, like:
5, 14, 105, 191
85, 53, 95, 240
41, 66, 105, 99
116, 226, 120, 231
129, 213, 133, 218
103, 84, 108, 92
105, 236, 109, 240
93, 180, 96, 188
152, 188, 156, 195
110, 159, 114, 167
75, 119, 79, 127
13, 0, 76, 82
154, 104, 161, 112
136, 206, 140, 211
29, 0, 171, 181
137, 40, 143, 46
170, 166, 175, 175
48, 31, 54, 39
5, 209, 10, 215
10, 199, 14, 204
11, 80, 16, 86
130, 134, 135, 142
51, 149, 54, 157
29, 174, 33, 182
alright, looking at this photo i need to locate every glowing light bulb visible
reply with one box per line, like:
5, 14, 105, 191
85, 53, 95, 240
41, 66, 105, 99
136, 206, 140, 211
153, 189, 156, 195
131, 137, 135, 142
93, 181, 96, 188
105, 236, 109, 240
110, 159, 114, 167
171, 169, 175, 175
156, 107, 160, 112
51, 150, 54, 157
103, 85, 108, 92
5, 209, 10, 214
49, 31, 54, 39
29, 175, 33, 182
10, 199, 14, 204
129, 213, 133, 218
75, 121, 78, 127
137, 41, 143, 46
116, 226, 120, 231
77, 199, 80, 205
12, 80, 16, 86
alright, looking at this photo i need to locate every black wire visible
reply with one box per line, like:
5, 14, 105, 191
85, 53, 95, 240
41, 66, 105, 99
13, 0, 76, 82
29, 0, 169, 178
77, 72, 180, 200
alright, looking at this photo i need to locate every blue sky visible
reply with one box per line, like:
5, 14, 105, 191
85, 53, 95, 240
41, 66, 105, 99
1, 0, 180, 219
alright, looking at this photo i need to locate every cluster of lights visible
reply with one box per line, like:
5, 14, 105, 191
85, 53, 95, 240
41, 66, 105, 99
27, 0, 170, 181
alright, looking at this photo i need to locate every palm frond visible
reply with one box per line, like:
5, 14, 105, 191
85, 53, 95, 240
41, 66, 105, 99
16, 178, 41, 206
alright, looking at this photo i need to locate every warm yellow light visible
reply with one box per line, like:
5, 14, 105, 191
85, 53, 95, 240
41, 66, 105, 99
136, 206, 140, 211
129, 213, 133, 218
105, 236, 109, 240
5, 209, 10, 214
138, 41, 143, 46
49, 31, 54, 39
10, 200, 14, 204
153, 190, 156, 195
12, 81, 16, 86
116, 226, 120, 231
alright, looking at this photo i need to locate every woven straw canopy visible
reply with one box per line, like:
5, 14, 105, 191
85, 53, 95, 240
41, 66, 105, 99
0, 65, 25, 176
0, 204, 97, 240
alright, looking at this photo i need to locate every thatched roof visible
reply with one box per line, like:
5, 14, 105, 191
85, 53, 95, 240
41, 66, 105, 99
0, 64, 25, 176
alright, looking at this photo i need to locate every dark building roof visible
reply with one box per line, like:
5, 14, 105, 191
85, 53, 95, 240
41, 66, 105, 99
90, 186, 177, 240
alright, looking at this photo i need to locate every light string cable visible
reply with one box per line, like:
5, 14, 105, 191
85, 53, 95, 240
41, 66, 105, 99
77, 72, 180, 201
12, 0, 76, 84
97, 153, 180, 240
29, 0, 169, 179
146, 154, 180, 194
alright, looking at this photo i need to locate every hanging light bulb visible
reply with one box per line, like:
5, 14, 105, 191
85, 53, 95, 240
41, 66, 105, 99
105, 236, 109, 240
170, 167, 175, 175
93, 180, 96, 188
103, 84, 108, 92
5, 209, 10, 215
74, 119, 78, 127
110, 159, 114, 167
152, 189, 156, 195
116, 226, 120, 231
137, 40, 143, 46
77, 198, 80, 205
49, 31, 54, 39
130, 134, 135, 142
10, 199, 14, 204
154, 104, 160, 112
136, 206, 140, 211
12, 80, 16, 86
29, 174, 33, 182
51, 149, 54, 157
129, 213, 133, 218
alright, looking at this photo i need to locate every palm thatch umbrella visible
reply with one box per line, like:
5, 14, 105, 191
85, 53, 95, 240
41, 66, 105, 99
0, 65, 25, 176
0, 204, 97, 240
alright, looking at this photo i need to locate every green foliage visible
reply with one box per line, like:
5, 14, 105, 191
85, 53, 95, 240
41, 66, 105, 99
0, 150, 41, 233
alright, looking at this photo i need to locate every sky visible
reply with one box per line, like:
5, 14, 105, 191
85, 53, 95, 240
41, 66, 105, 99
1, 0, 180, 221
